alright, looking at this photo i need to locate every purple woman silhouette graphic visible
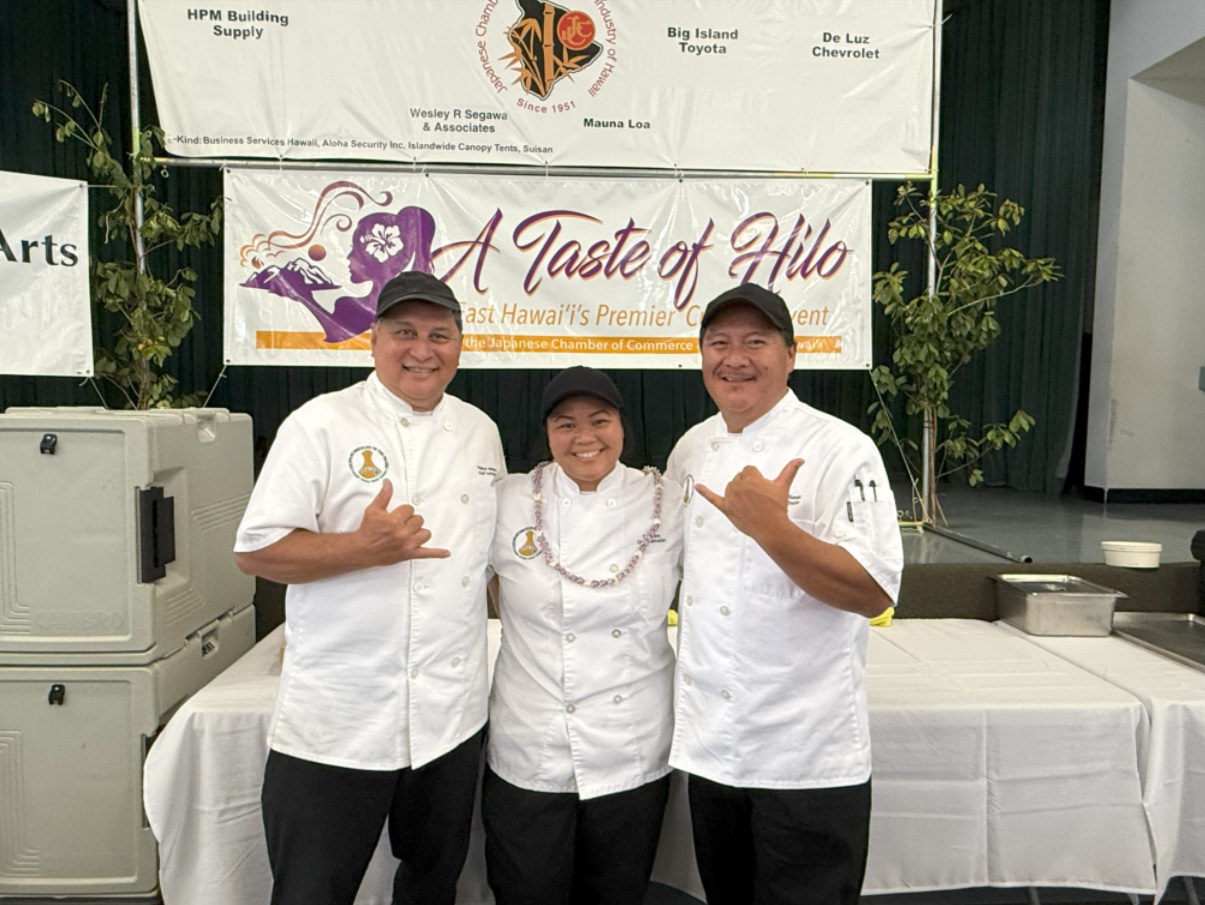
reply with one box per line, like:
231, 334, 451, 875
252, 205, 437, 344
326, 206, 437, 341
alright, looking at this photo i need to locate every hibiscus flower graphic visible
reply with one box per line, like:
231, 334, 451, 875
362, 223, 403, 262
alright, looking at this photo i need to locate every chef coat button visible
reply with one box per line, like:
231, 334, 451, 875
613, 694, 622, 704
606, 498, 617, 509
412, 493, 422, 505
721, 689, 732, 701
414, 582, 425, 593
451, 657, 461, 667
461, 576, 470, 587
686, 596, 693, 606
561, 498, 571, 508
609, 563, 619, 573
410, 668, 419, 679
400, 417, 410, 427
753, 441, 764, 452
443, 421, 454, 431
710, 441, 719, 451
720, 605, 731, 616
565, 633, 576, 643
460, 493, 470, 504
683, 675, 694, 686
612, 629, 622, 638
694, 516, 704, 527
566, 703, 576, 714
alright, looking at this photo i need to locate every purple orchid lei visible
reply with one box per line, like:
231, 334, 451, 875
531, 461, 663, 588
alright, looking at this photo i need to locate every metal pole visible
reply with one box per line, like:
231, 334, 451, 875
151, 156, 934, 182
922, 0, 944, 521
925, 524, 1033, 564
127, 0, 146, 269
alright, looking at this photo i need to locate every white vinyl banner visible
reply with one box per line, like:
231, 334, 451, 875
141, 0, 936, 174
0, 171, 92, 377
224, 168, 871, 369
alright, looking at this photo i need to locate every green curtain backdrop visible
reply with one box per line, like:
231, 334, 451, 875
0, 0, 1107, 491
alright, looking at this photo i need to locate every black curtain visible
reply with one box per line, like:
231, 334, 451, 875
937, 0, 1109, 493
0, 0, 1107, 489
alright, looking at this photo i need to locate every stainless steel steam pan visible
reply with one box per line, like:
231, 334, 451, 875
993, 574, 1126, 636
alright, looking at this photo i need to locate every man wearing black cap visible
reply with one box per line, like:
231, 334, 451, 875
234, 271, 506, 905
665, 282, 903, 905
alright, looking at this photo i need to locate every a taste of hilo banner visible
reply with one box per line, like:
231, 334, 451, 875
223, 168, 872, 369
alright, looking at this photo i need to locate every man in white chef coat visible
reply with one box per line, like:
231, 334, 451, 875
234, 271, 505, 905
666, 283, 903, 905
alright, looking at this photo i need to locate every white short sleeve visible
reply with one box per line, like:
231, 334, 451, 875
234, 413, 331, 553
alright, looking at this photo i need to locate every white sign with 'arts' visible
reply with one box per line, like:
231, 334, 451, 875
0, 170, 92, 377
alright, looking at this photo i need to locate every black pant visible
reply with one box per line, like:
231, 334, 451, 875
261, 729, 483, 905
687, 774, 872, 905
481, 767, 671, 905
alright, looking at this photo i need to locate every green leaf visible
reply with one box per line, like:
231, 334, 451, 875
869, 181, 1062, 504
31, 80, 218, 409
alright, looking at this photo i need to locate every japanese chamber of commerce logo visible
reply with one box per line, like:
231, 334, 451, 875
501, 0, 606, 100
349, 446, 389, 482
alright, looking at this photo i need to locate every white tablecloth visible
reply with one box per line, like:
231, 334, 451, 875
144, 619, 1156, 904
861, 620, 1153, 895
999, 621, 1205, 900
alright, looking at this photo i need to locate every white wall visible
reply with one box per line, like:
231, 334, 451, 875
1086, 1, 1205, 491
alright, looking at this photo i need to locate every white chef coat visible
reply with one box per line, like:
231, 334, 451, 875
488, 463, 683, 800
666, 390, 902, 789
235, 373, 505, 770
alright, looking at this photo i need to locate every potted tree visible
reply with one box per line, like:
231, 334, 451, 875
32, 81, 222, 409
870, 181, 1061, 524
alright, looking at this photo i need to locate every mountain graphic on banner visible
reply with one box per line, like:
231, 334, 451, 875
242, 258, 340, 301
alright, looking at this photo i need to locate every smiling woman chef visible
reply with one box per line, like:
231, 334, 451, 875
484, 366, 684, 905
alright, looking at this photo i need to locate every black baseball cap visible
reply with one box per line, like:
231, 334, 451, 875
375, 271, 461, 319
540, 367, 625, 420
699, 283, 794, 341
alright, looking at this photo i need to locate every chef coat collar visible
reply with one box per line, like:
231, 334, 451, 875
716, 388, 796, 438
367, 372, 449, 419
549, 460, 626, 497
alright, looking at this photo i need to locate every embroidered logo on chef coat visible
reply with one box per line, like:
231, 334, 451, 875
512, 527, 540, 559
348, 446, 389, 482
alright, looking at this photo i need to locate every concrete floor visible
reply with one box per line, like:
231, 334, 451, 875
649, 872, 1205, 903
647, 876, 1205, 904
899, 484, 1205, 566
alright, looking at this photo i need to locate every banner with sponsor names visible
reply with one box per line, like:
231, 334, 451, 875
140, 0, 936, 174
224, 168, 871, 369
0, 171, 92, 377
